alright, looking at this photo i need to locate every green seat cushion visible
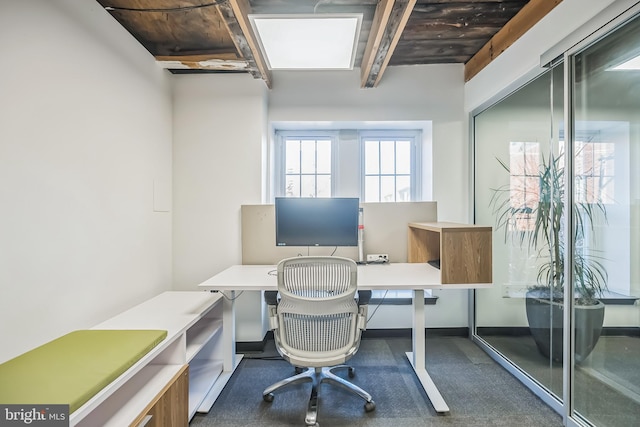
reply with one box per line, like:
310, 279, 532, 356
0, 329, 167, 413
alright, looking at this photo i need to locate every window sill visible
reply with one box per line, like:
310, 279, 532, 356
599, 290, 639, 305
500, 287, 637, 306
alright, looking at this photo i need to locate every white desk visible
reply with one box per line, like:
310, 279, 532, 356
199, 262, 491, 414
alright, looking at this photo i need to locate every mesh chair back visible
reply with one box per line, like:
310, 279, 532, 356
274, 256, 362, 367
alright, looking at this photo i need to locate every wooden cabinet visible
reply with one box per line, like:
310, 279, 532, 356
131, 365, 189, 427
408, 222, 492, 284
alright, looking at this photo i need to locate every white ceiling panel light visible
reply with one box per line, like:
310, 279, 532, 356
249, 14, 362, 70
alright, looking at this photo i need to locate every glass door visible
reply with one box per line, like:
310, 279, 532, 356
568, 13, 640, 426
474, 66, 566, 402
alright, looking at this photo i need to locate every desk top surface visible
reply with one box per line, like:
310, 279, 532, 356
198, 263, 492, 290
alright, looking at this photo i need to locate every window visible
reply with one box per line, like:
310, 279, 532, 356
361, 132, 419, 202
274, 128, 423, 201
508, 141, 541, 231
574, 141, 615, 204
276, 131, 336, 198
558, 130, 615, 205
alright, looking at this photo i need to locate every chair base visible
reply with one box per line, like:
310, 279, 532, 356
263, 365, 375, 426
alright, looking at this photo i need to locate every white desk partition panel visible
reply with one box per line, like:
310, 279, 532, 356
241, 201, 438, 264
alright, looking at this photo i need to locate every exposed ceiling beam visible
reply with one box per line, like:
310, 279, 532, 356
155, 53, 249, 71
360, 0, 417, 88
464, 0, 563, 82
360, 0, 395, 87
216, 0, 272, 88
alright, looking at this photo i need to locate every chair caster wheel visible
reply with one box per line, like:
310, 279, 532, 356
348, 367, 355, 378
263, 393, 274, 402
364, 401, 376, 412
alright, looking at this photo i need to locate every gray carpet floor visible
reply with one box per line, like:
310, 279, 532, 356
190, 336, 562, 427
481, 334, 640, 427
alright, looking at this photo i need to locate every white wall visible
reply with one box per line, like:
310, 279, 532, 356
0, 1, 173, 362
171, 74, 268, 340
172, 75, 267, 289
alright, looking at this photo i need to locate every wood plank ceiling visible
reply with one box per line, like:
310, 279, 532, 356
96, 0, 563, 88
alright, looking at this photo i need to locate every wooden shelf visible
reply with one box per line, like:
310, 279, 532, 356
408, 222, 492, 284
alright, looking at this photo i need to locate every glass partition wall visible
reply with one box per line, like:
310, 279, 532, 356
473, 10, 640, 427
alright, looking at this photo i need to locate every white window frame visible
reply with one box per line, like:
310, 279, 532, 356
274, 130, 339, 198
359, 130, 422, 202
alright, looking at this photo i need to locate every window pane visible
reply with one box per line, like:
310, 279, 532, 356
509, 176, 526, 208
316, 175, 331, 197
380, 141, 395, 174
396, 175, 410, 201
301, 140, 316, 174
285, 140, 300, 173
316, 140, 331, 174
601, 144, 615, 175
524, 177, 540, 208
279, 133, 335, 198
380, 176, 395, 202
363, 135, 417, 202
285, 175, 300, 197
301, 175, 316, 197
365, 176, 379, 202
600, 178, 615, 204
365, 140, 379, 174
575, 141, 590, 176
396, 140, 411, 174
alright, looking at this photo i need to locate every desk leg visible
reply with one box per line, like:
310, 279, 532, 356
406, 289, 450, 414
222, 291, 237, 371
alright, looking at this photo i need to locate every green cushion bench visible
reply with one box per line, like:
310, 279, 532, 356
0, 329, 167, 413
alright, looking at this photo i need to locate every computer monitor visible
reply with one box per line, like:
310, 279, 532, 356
275, 197, 360, 247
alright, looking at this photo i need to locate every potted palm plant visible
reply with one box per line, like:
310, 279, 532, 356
490, 150, 608, 363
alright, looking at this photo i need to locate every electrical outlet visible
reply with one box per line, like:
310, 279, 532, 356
367, 254, 389, 263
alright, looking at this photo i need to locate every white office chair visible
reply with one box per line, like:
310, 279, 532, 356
263, 256, 375, 427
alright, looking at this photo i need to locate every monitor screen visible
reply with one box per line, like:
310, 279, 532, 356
275, 197, 360, 247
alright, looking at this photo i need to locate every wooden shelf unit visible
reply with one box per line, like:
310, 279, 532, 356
408, 222, 492, 284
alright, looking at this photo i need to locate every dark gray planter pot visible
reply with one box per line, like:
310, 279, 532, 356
525, 289, 605, 363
